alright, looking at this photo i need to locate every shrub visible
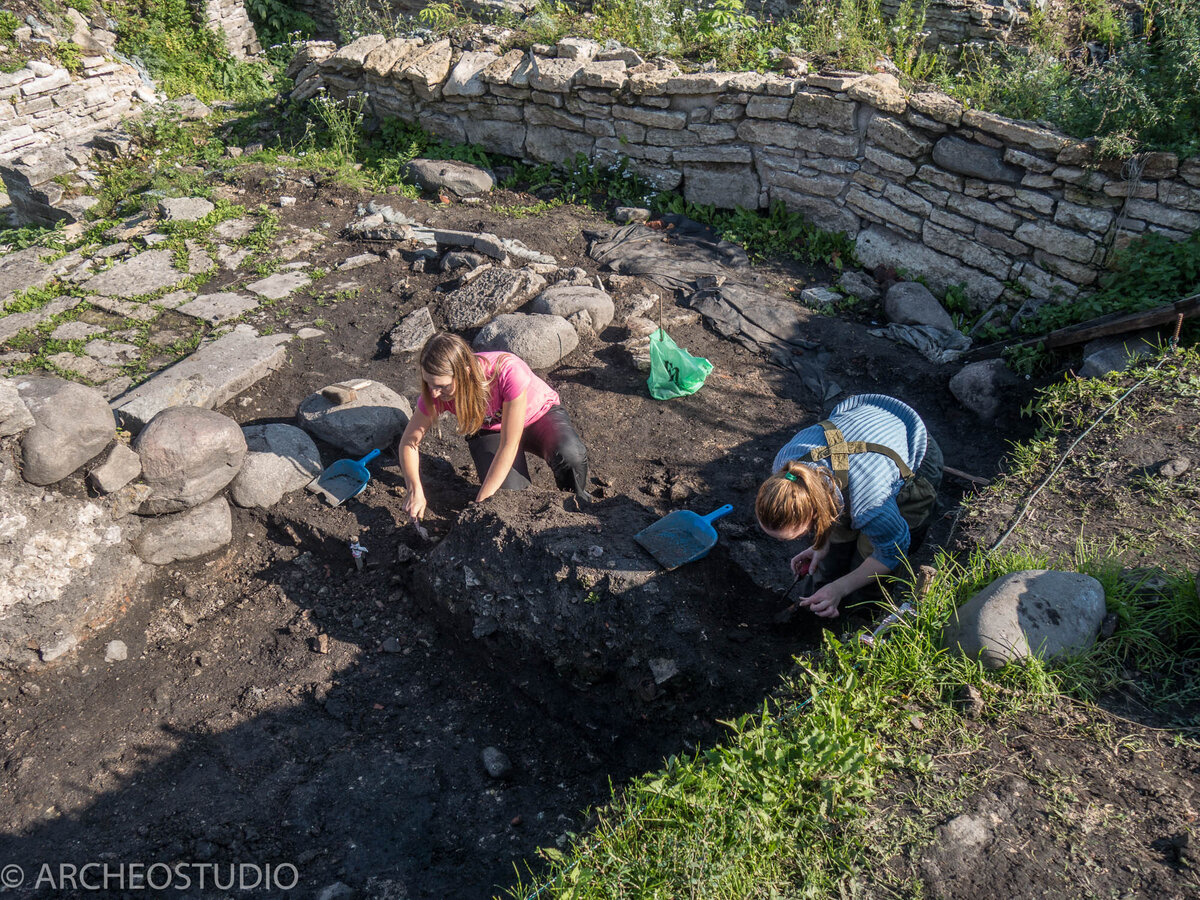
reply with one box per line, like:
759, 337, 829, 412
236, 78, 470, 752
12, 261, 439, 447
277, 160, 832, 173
111, 0, 273, 102
0, 10, 19, 44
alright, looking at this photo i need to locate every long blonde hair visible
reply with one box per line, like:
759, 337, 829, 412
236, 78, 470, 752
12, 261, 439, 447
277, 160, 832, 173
418, 333, 490, 436
755, 460, 842, 549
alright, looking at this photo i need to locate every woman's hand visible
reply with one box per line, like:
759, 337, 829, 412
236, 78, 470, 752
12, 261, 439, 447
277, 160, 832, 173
797, 582, 844, 618
791, 544, 828, 577
403, 488, 426, 523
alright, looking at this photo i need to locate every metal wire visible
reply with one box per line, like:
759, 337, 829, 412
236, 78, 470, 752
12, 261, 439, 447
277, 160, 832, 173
988, 317, 1182, 554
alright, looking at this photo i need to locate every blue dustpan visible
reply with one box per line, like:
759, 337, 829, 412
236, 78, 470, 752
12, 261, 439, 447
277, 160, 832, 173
307, 448, 381, 507
634, 504, 734, 570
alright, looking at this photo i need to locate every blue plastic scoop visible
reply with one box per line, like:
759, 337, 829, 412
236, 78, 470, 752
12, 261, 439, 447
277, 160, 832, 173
307, 448, 381, 507
634, 503, 734, 570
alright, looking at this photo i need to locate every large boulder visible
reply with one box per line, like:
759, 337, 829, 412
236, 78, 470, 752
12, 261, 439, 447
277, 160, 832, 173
405, 158, 494, 197
473, 314, 579, 369
230, 424, 323, 509
297, 380, 412, 457
883, 281, 956, 331
944, 569, 1106, 670
530, 284, 615, 333
132, 496, 233, 565
949, 359, 1019, 420
13, 375, 114, 485
134, 407, 247, 515
0, 452, 142, 668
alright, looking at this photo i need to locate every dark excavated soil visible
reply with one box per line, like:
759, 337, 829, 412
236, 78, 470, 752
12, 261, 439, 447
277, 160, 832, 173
5, 168, 1195, 899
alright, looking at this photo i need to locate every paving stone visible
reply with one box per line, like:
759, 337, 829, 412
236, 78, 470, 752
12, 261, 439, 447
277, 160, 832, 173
158, 197, 215, 221
176, 292, 259, 325
50, 321, 105, 341
86, 296, 159, 321
247, 271, 311, 300
0, 247, 56, 304
0, 296, 83, 343
81, 250, 187, 298
46, 352, 119, 383
112, 325, 293, 432
157, 291, 195, 309
84, 340, 140, 367
213, 218, 256, 240
216, 245, 252, 270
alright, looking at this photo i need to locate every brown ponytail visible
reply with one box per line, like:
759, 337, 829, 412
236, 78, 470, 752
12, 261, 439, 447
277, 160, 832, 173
755, 460, 842, 549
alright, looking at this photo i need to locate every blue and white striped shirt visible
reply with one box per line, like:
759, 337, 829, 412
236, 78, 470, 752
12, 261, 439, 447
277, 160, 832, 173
773, 394, 928, 568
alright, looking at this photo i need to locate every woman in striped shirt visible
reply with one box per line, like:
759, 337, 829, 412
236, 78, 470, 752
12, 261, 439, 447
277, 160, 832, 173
755, 394, 942, 618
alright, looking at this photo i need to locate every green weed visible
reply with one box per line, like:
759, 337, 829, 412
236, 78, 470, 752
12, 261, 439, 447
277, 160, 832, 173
0, 10, 19, 44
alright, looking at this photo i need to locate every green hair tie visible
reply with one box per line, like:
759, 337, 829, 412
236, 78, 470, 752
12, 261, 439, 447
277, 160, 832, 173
782, 472, 798, 483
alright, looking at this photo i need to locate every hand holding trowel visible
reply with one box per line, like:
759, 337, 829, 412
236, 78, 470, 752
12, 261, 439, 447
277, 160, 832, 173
773, 560, 815, 624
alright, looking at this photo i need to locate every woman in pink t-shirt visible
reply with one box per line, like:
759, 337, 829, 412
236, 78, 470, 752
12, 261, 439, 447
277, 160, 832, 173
397, 332, 589, 522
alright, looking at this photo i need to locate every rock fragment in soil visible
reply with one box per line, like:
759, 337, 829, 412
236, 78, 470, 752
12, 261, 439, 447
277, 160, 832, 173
0, 380, 35, 437
14, 375, 114, 485
104, 639, 128, 662
949, 359, 1019, 421
132, 495, 233, 565
1078, 329, 1161, 379
388, 306, 436, 355
944, 569, 1106, 670
297, 380, 412, 457
883, 281, 955, 330
838, 269, 881, 301
229, 423, 322, 509
134, 407, 247, 514
112, 325, 293, 433
1158, 456, 1190, 479
434, 265, 545, 331
473, 313, 579, 369
88, 443, 141, 494
481, 746, 512, 779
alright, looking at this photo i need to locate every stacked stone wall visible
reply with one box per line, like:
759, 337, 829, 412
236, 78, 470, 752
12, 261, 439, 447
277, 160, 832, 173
0, 58, 151, 162
204, 0, 262, 59
298, 35, 1200, 312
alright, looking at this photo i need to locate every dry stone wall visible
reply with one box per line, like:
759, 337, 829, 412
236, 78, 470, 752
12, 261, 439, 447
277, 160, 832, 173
296, 35, 1200, 311
204, 0, 262, 59
0, 58, 151, 162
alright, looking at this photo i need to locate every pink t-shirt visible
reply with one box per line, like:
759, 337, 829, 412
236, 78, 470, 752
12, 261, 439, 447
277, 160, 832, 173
416, 351, 560, 432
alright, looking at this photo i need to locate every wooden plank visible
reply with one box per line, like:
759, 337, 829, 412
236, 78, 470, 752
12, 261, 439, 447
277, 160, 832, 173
964, 292, 1200, 361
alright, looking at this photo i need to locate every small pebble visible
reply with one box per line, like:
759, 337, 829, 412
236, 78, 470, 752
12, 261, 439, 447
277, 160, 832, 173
481, 746, 512, 779
104, 640, 128, 662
